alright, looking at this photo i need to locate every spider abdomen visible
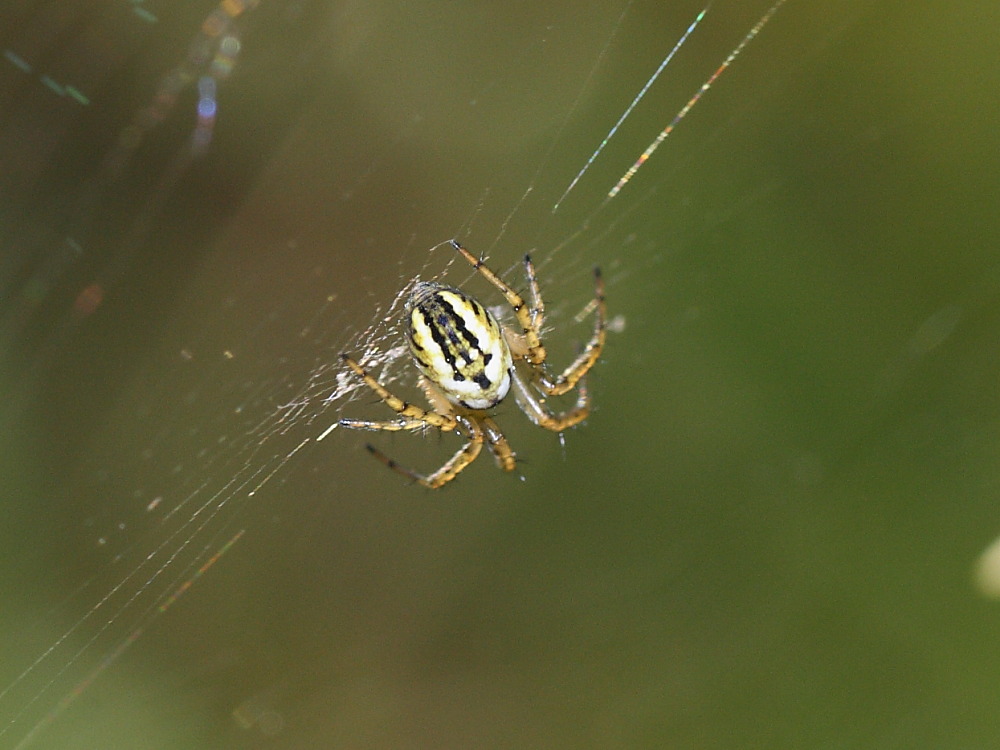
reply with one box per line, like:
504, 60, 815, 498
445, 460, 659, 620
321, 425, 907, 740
406, 281, 512, 411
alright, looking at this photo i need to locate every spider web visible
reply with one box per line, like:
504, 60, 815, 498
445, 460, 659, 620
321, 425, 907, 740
0, 0, 824, 746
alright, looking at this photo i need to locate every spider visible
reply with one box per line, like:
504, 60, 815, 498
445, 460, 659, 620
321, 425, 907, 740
339, 240, 605, 488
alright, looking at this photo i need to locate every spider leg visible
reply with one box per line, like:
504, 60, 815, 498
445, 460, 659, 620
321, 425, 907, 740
523, 253, 545, 332
533, 267, 606, 396
366, 415, 485, 489
339, 416, 434, 432
481, 415, 516, 471
511, 367, 591, 432
340, 354, 487, 488
451, 240, 547, 365
339, 353, 457, 431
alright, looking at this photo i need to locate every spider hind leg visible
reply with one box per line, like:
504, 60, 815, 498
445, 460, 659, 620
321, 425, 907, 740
364, 415, 484, 489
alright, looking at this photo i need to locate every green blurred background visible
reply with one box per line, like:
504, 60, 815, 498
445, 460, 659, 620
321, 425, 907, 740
3, 0, 1000, 747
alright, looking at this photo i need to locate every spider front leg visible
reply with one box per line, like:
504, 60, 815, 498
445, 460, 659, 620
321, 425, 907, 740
451, 240, 605, 396
451, 240, 547, 366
